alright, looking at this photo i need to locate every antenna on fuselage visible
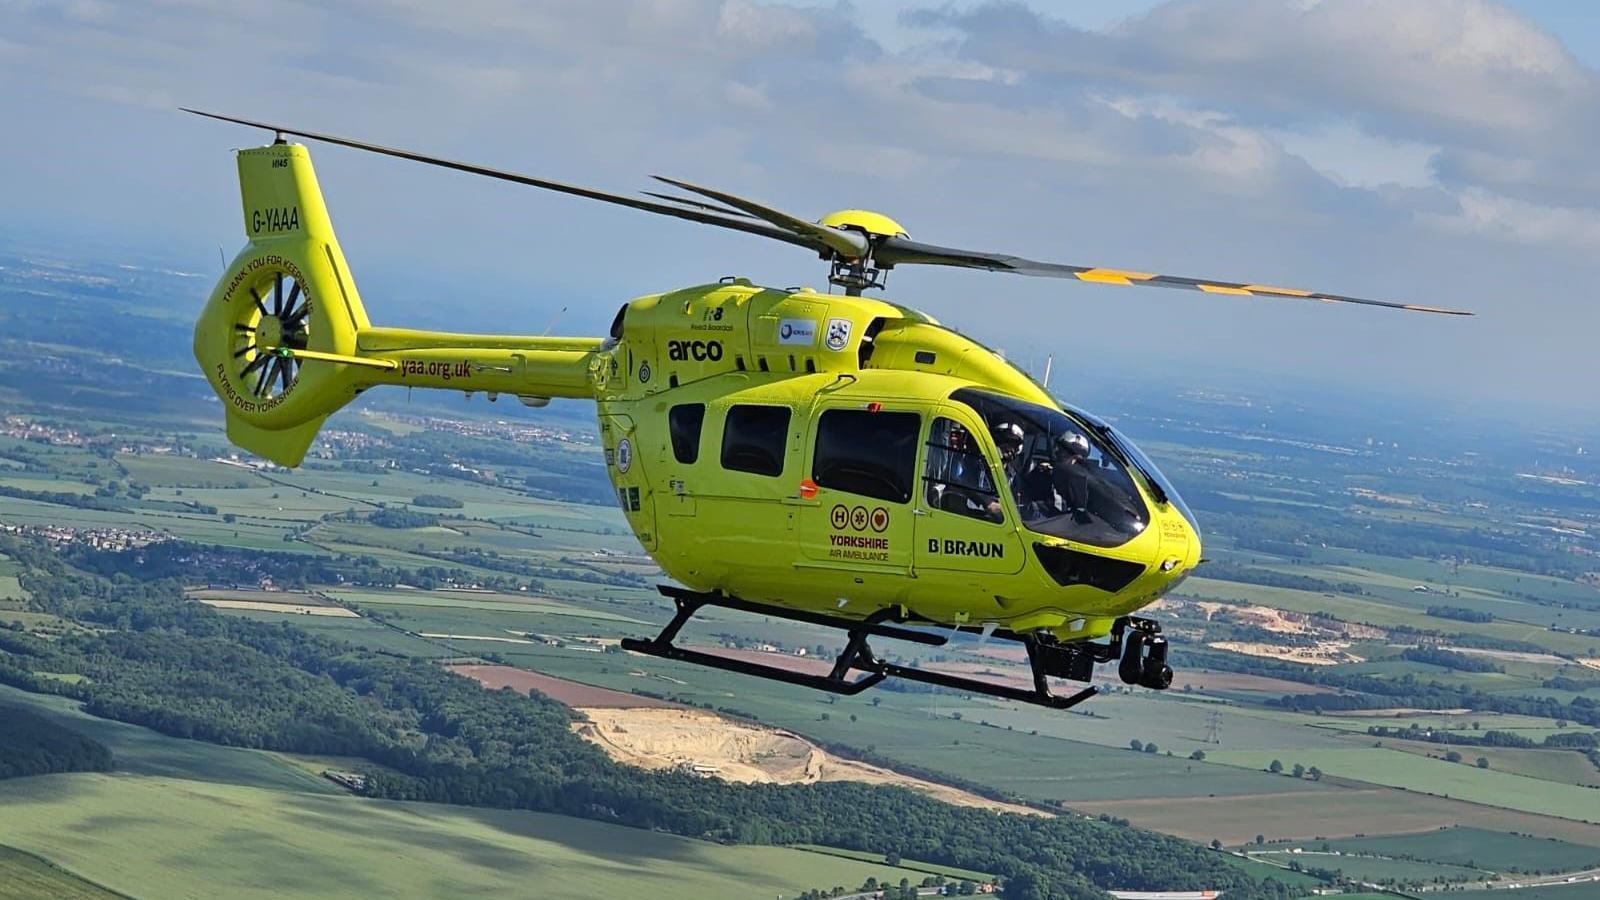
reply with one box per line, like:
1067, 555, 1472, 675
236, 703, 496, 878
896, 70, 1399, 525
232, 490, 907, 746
541, 306, 568, 337
1043, 354, 1054, 390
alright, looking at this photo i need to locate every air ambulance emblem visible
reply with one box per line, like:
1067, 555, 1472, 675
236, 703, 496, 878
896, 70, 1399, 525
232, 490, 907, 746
825, 317, 852, 351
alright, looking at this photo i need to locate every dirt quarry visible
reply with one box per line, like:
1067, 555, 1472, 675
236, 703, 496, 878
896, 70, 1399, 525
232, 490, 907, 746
1207, 640, 1363, 665
574, 707, 1045, 816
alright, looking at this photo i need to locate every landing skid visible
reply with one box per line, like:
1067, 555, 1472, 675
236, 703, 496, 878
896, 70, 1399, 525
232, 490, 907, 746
620, 587, 1172, 711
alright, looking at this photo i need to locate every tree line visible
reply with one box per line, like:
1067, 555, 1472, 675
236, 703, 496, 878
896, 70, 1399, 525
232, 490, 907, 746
1426, 605, 1495, 624
1399, 646, 1501, 673
0, 706, 113, 780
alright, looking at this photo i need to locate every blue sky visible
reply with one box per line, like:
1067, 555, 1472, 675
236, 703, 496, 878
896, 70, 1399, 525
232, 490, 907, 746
4, 1, 1599, 417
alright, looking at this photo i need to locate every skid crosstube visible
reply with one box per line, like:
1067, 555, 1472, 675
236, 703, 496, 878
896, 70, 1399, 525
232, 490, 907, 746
618, 586, 1149, 711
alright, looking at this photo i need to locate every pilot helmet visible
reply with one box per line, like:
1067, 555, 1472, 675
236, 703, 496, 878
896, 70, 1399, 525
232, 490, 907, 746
1055, 431, 1089, 457
990, 421, 1024, 453
948, 423, 970, 451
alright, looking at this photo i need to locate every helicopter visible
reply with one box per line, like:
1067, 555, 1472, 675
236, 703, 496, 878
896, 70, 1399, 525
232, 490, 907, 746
186, 110, 1471, 711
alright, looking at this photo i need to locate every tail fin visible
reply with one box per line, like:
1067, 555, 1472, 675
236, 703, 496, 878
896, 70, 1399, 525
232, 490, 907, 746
193, 142, 375, 465
195, 142, 604, 466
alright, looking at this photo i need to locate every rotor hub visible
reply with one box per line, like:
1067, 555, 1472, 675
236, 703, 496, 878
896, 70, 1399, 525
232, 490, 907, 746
817, 209, 907, 241
816, 210, 906, 295
233, 270, 312, 400
256, 315, 284, 349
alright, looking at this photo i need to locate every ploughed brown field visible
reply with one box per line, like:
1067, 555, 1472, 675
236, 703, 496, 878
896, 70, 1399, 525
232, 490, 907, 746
445, 663, 680, 708
683, 646, 836, 676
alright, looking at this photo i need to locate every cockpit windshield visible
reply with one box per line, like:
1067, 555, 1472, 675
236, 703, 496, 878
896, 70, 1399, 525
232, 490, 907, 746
951, 389, 1149, 547
1064, 403, 1200, 534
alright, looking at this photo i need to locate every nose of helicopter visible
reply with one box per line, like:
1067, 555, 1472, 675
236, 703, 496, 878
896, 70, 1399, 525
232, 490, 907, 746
1152, 507, 1203, 598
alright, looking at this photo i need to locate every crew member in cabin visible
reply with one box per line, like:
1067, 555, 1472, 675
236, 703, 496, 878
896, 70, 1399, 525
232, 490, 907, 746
1026, 431, 1093, 521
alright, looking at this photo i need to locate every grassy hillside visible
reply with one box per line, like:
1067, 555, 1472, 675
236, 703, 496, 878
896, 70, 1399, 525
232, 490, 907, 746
0, 773, 935, 900
0, 845, 126, 900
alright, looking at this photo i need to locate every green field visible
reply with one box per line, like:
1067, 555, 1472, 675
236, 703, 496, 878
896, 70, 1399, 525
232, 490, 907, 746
1374, 738, 1600, 788
1451, 883, 1600, 899
327, 588, 648, 623
1312, 711, 1579, 735
1181, 577, 1600, 657
1307, 827, 1600, 874
1213, 853, 1331, 888
0, 774, 937, 900
0, 844, 125, 900
0, 575, 27, 601
792, 845, 994, 882
1206, 747, 1600, 822
949, 693, 1348, 757
209, 608, 451, 657
1251, 849, 1486, 884
117, 453, 267, 488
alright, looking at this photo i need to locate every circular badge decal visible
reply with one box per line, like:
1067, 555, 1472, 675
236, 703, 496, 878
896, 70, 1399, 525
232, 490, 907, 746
638, 361, 651, 383
850, 505, 869, 531
830, 504, 849, 530
616, 438, 633, 474
869, 507, 889, 533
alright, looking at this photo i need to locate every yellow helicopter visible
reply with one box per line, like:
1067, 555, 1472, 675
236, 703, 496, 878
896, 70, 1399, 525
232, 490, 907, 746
186, 110, 1470, 711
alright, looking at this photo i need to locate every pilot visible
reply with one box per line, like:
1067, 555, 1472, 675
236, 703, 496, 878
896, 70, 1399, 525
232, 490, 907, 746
940, 423, 1003, 522
1023, 431, 1092, 519
1050, 431, 1093, 515
990, 421, 1030, 514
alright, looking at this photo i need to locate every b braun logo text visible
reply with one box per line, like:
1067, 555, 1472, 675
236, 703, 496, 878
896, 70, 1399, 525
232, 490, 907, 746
927, 539, 1005, 558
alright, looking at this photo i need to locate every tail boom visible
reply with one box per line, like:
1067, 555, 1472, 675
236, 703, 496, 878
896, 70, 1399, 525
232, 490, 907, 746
350, 328, 603, 397
194, 140, 601, 467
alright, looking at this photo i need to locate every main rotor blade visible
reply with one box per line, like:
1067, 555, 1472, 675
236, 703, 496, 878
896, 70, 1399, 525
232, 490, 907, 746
640, 191, 755, 220
652, 176, 869, 260
181, 109, 821, 254
875, 237, 1473, 316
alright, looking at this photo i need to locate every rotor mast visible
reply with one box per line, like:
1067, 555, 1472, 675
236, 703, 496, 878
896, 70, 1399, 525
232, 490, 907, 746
815, 209, 907, 295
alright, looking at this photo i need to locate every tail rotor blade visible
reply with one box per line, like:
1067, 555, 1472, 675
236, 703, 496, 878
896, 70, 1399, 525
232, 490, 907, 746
254, 357, 275, 397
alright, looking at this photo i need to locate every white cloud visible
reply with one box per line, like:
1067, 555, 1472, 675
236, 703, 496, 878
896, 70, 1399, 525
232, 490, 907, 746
928, 0, 1600, 205
3, 0, 1599, 409
1268, 122, 1437, 190
1422, 187, 1600, 250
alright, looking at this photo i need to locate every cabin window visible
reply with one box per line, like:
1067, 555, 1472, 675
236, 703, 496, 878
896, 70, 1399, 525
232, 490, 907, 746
812, 409, 920, 504
923, 417, 1004, 523
668, 404, 705, 464
721, 404, 790, 477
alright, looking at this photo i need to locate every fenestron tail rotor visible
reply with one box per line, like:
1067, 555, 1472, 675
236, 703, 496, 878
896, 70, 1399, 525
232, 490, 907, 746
182, 108, 1473, 316
231, 269, 312, 401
